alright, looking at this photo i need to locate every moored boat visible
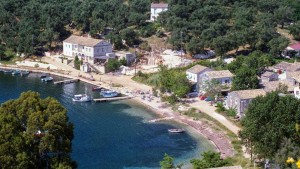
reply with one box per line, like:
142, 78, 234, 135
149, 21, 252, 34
92, 86, 103, 91
168, 129, 184, 133
72, 94, 92, 102
40, 74, 48, 79
2, 69, 13, 74
41, 77, 53, 82
11, 70, 20, 75
100, 90, 119, 98
20, 70, 30, 76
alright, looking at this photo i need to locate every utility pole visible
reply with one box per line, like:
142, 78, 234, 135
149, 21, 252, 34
180, 31, 183, 62
134, 45, 138, 76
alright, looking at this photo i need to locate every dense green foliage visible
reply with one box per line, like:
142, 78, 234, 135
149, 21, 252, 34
105, 58, 121, 72
158, 65, 191, 98
159, 0, 299, 55
1, 0, 299, 56
231, 67, 259, 90
0, 91, 75, 168
74, 55, 81, 70
229, 51, 274, 90
190, 151, 232, 169
240, 92, 300, 159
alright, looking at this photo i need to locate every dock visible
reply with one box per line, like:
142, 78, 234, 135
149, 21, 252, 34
93, 96, 134, 102
54, 79, 80, 85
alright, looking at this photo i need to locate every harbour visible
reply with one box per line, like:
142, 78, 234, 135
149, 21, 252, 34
0, 71, 215, 168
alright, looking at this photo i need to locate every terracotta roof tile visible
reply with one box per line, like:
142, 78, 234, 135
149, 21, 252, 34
186, 65, 208, 74
63, 35, 104, 47
231, 89, 266, 99
205, 70, 234, 79
151, 3, 168, 8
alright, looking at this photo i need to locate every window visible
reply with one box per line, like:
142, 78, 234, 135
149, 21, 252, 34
225, 79, 230, 83
297, 91, 299, 95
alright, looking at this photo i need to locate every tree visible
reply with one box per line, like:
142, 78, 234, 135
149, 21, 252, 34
201, 79, 222, 98
120, 28, 139, 47
160, 153, 182, 169
190, 151, 232, 169
289, 21, 300, 40
275, 6, 294, 28
232, 67, 259, 90
74, 55, 81, 70
274, 138, 300, 168
0, 91, 75, 168
158, 65, 191, 97
240, 92, 300, 158
105, 58, 121, 72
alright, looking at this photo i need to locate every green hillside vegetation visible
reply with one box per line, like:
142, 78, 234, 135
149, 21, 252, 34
0, 0, 300, 57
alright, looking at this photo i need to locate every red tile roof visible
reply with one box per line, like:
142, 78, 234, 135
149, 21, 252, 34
151, 3, 168, 8
289, 42, 300, 50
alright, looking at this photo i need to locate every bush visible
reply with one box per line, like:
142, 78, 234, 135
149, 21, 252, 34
165, 94, 178, 105
156, 30, 165, 38
226, 107, 237, 117
140, 23, 156, 38
216, 102, 225, 113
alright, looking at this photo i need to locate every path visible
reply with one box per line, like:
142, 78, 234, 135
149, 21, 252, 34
189, 100, 241, 135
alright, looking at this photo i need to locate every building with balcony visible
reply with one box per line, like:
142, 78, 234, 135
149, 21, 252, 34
150, 3, 168, 21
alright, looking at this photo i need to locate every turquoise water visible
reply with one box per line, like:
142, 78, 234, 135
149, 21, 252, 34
0, 72, 214, 169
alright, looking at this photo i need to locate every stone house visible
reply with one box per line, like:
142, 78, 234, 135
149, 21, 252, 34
150, 3, 168, 21
225, 89, 266, 116
260, 71, 278, 83
63, 35, 114, 64
286, 71, 300, 99
199, 70, 234, 92
271, 62, 300, 80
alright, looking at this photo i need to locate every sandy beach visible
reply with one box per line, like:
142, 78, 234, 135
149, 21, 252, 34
0, 59, 234, 158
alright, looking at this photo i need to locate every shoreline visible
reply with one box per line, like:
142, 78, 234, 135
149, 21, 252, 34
0, 65, 234, 158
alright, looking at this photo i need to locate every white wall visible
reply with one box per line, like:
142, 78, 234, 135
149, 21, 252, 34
186, 72, 197, 83
63, 42, 73, 57
150, 7, 168, 21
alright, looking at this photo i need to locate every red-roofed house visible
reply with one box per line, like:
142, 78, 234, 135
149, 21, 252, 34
283, 42, 300, 57
150, 3, 168, 21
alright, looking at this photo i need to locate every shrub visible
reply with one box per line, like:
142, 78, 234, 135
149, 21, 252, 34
227, 107, 237, 117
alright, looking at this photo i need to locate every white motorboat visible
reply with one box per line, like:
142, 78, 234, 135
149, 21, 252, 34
168, 129, 184, 133
72, 94, 92, 102
41, 77, 53, 82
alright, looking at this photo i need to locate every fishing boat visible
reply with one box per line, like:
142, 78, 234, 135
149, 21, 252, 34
100, 90, 119, 98
40, 74, 48, 79
72, 94, 92, 102
20, 70, 30, 76
168, 129, 184, 133
92, 86, 103, 91
41, 77, 53, 82
11, 70, 21, 75
2, 69, 13, 74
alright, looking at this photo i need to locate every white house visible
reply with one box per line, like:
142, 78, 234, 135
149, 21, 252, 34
63, 35, 113, 64
186, 65, 212, 83
150, 3, 168, 21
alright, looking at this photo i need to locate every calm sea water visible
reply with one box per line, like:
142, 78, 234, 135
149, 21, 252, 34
0, 72, 214, 169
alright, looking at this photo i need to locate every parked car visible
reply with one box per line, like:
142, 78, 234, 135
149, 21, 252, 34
199, 95, 207, 100
204, 97, 213, 101
186, 92, 198, 98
